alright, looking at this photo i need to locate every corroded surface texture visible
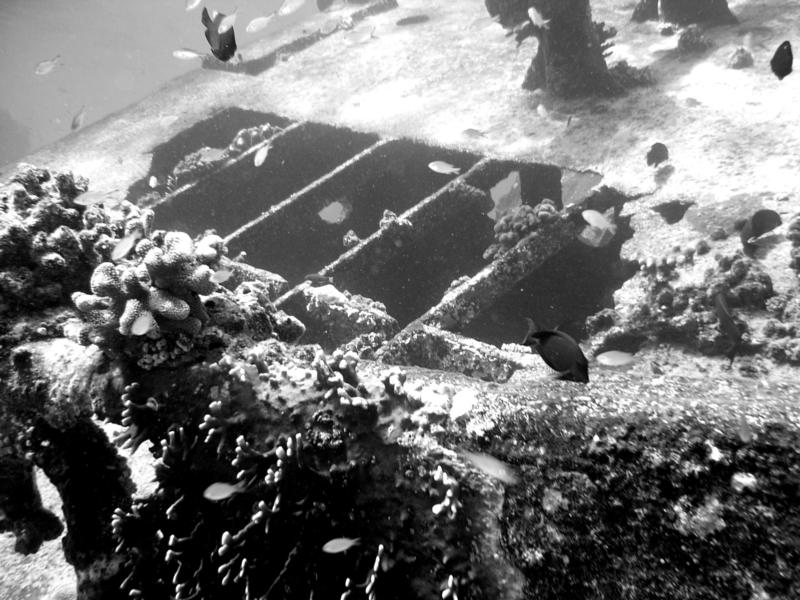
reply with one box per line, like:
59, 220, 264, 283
419, 217, 581, 331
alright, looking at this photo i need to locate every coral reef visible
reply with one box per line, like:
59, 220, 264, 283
590, 251, 774, 360
301, 284, 399, 350
0, 165, 99, 315
678, 25, 712, 54
788, 214, 800, 275
107, 341, 492, 600
483, 200, 559, 261
70, 228, 223, 345
727, 46, 754, 69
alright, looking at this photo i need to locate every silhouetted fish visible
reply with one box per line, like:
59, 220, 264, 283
304, 273, 333, 286
646, 143, 669, 167
522, 318, 589, 383
396, 15, 430, 26
740, 208, 782, 255
770, 41, 792, 80
713, 292, 742, 365
202, 7, 238, 62
317, 0, 335, 10
71, 105, 87, 131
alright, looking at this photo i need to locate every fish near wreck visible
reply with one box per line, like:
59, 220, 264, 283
202, 7, 238, 62
522, 318, 589, 383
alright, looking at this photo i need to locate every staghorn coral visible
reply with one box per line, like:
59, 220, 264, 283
483, 200, 559, 261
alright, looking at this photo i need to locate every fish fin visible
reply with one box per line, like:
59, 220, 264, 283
202, 6, 212, 27
522, 318, 537, 344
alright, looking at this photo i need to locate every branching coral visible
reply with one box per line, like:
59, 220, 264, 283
109, 341, 484, 600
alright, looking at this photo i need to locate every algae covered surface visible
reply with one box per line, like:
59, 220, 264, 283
2, 0, 800, 599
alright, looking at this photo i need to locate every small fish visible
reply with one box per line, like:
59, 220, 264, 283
463, 450, 519, 485
320, 19, 339, 35
738, 415, 753, 444
202, 7, 238, 62
646, 142, 669, 167
172, 48, 206, 60
130, 312, 156, 336
595, 350, 634, 367
246, 15, 275, 33
581, 209, 614, 231
71, 105, 87, 131
217, 8, 237, 34
253, 144, 270, 167
277, 0, 306, 17
34, 54, 60, 76
203, 481, 243, 501
462, 128, 486, 139
73, 188, 120, 207
522, 318, 589, 383
428, 161, 460, 175
740, 209, 781, 255
111, 230, 143, 262
713, 292, 742, 365
322, 537, 360, 553
770, 40, 792, 80
527, 7, 550, 29
149, 175, 158, 188
210, 268, 233, 284
304, 273, 334, 286
396, 15, 430, 26
317, 0, 334, 10
185, 0, 203, 11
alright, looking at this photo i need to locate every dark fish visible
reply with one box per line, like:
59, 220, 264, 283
304, 273, 334, 287
770, 41, 792, 80
522, 318, 589, 383
396, 15, 430, 26
646, 143, 669, 167
713, 292, 742, 365
740, 208, 782, 255
317, 0, 335, 10
202, 7, 237, 62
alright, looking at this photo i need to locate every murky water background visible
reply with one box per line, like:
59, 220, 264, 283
0, 0, 297, 165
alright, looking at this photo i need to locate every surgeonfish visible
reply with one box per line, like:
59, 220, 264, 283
202, 7, 238, 62
770, 41, 792, 80
522, 318, 589, 383
646, 142, 669, 167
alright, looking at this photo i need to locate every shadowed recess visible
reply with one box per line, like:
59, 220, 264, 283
130, 107, 293, 202
462, 220, 638, 346
227, 140, 481, 283
153, 123, 379, 237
